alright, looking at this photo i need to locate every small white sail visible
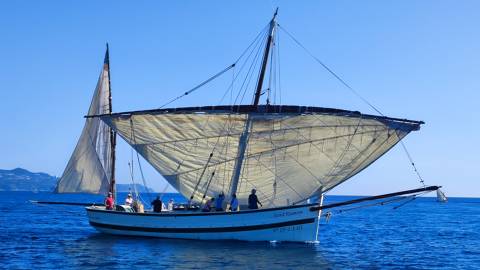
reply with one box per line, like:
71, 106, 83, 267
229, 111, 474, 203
55, 50, 113, 194
436, 189, 447, 202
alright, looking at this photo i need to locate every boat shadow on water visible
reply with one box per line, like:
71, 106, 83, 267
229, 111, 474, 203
68, 233, 333, 269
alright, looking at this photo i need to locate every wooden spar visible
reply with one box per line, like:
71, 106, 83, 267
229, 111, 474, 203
105, 43, 117, 201
309, 185, 440, 211
253, 8, 278, 107
30, 200, 102, 206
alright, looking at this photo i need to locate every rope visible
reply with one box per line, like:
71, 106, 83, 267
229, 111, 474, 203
330, 194, 414, 214
189, 153, 214, 201
233, 29, 269, 107
127, 162, 139, 198
218, 27, 267, 105
278, 23, 429, 189
159, 22, 270, 110
392, 195, 417, 210
276, 29, 282, 105
158, 63, 235, 109
400, 141, 426, 187
200, 171, 216, 206
129, 118, 153, 202
277, 24, 384, 116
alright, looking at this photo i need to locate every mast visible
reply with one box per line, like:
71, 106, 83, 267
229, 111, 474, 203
253, 8, 278, 107
228, 9, 278, 202
105, 43, 117, 201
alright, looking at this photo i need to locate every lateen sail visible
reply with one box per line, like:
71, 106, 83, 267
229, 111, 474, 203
99, 106, 422, 207
55, 50, 112, 194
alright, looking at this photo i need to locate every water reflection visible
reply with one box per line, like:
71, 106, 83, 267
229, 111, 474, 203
68, 233, 332, 269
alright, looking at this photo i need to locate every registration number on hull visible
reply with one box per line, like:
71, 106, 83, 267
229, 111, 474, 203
272, 225, 303, 232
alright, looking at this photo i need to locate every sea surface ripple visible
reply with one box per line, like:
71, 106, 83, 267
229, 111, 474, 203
1, 192, 479, 269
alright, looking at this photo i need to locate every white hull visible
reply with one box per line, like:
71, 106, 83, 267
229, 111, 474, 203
86, 204, 321, 242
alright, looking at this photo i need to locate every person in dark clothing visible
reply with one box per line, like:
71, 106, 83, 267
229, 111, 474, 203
215, 193, 225, 211
151, 196, 163, 213
248, 189, 262, 209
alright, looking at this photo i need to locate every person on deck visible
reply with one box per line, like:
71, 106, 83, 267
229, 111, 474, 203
105, 192, 114, 210
229, 194, 239, 212
167, 199, 174, 211
215, 193, 225, 211
125, 193, 133, 206
248, 189, 263, 209
151, 196, 163, 213
202, 198, 215, 212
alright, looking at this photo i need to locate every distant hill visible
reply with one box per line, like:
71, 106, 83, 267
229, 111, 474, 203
0, 168, 57, 192
0, 168, 155, 193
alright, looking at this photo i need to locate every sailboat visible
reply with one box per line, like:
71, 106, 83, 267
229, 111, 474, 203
55, 10, 439, 242
436, 189, 448, 203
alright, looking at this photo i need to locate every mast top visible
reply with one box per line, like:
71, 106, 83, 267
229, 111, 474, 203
253, 8, 279, 107
104, 43, 110, 66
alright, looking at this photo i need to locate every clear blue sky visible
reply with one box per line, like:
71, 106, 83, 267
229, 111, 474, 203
1, 1, 478, 197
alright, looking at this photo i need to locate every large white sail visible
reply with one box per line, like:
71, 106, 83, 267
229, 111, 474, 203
98, 106, 422, 207
55, 50, 113, 194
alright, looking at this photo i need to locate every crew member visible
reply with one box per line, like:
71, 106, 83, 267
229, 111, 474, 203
202, 198, 215, 212
248, 189, 262, 209
151, 196, 163, 213
215, 193, 225, 211
167, 199, 174, 211
105, 192, 114, 210
125, 193, 133, 206
229, 194, 239, 212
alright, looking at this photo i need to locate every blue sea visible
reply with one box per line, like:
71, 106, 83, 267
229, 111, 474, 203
1, 191, 479, 269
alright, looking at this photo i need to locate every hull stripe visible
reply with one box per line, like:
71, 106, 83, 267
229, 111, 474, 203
86, 203, 318, 217
90, 218, 315, 233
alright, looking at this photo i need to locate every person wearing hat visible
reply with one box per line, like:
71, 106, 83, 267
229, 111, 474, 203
125, 193, 133, 206
248, 189, 262, 210
105, 192, 114, 210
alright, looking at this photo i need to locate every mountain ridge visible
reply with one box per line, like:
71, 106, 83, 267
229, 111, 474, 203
0, 168, 155, 193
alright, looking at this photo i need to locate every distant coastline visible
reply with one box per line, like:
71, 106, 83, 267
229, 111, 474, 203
0, 168, 155, 193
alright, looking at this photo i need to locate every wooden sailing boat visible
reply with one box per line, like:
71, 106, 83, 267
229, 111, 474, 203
55, 10, 439, 242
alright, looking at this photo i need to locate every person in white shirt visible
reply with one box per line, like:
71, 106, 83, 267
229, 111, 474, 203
167, 199, 174, 211
125, 193, 133, 206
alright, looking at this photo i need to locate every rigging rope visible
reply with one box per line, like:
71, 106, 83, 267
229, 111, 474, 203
277, 24, 384, 116
200, 171, 216, 204
189, 153, 214, 202
234, 29, 269, 107
129, 118, 153, 202
160, 22, 270, 110
400, 141, 426, 187
158, 63, 235, 109
278, 23, 428, 189
220, 26, 268, 106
